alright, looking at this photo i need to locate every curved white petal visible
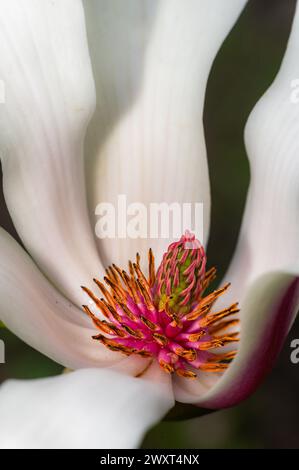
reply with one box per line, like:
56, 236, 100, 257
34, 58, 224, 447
0, 228, 148, 375
173, 5, 299, 406
0, 366, 174, 449
223, 2, 299, 304
0, 0, 103, 307
173, 271, 299, 406
83, 0, 247, 270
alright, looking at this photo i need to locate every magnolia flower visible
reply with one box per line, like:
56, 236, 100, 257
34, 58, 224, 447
0, 0, 299, 449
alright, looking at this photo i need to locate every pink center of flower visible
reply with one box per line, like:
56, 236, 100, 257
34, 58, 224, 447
82, 231, 239, 379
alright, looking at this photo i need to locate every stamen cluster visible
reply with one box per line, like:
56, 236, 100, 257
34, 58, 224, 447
82, 232, 239, 379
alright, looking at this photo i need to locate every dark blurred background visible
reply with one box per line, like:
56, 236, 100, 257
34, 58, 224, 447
1, 0, 299, 449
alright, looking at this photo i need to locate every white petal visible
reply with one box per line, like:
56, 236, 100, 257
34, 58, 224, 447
0, 366, 174, 449
223, 3, 299, 303
0, 0, 103, 307
0, 228, 148, 375
173, 4, 299, 408
173, 271, 299, 406
83, 0, 247, 269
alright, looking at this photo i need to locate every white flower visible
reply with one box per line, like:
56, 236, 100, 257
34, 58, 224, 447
0, 0, 298, 449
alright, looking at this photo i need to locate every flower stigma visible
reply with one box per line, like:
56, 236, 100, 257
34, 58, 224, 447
81, 231, 239, 379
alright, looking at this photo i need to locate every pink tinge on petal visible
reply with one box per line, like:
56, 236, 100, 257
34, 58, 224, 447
199, 276, 299, 409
